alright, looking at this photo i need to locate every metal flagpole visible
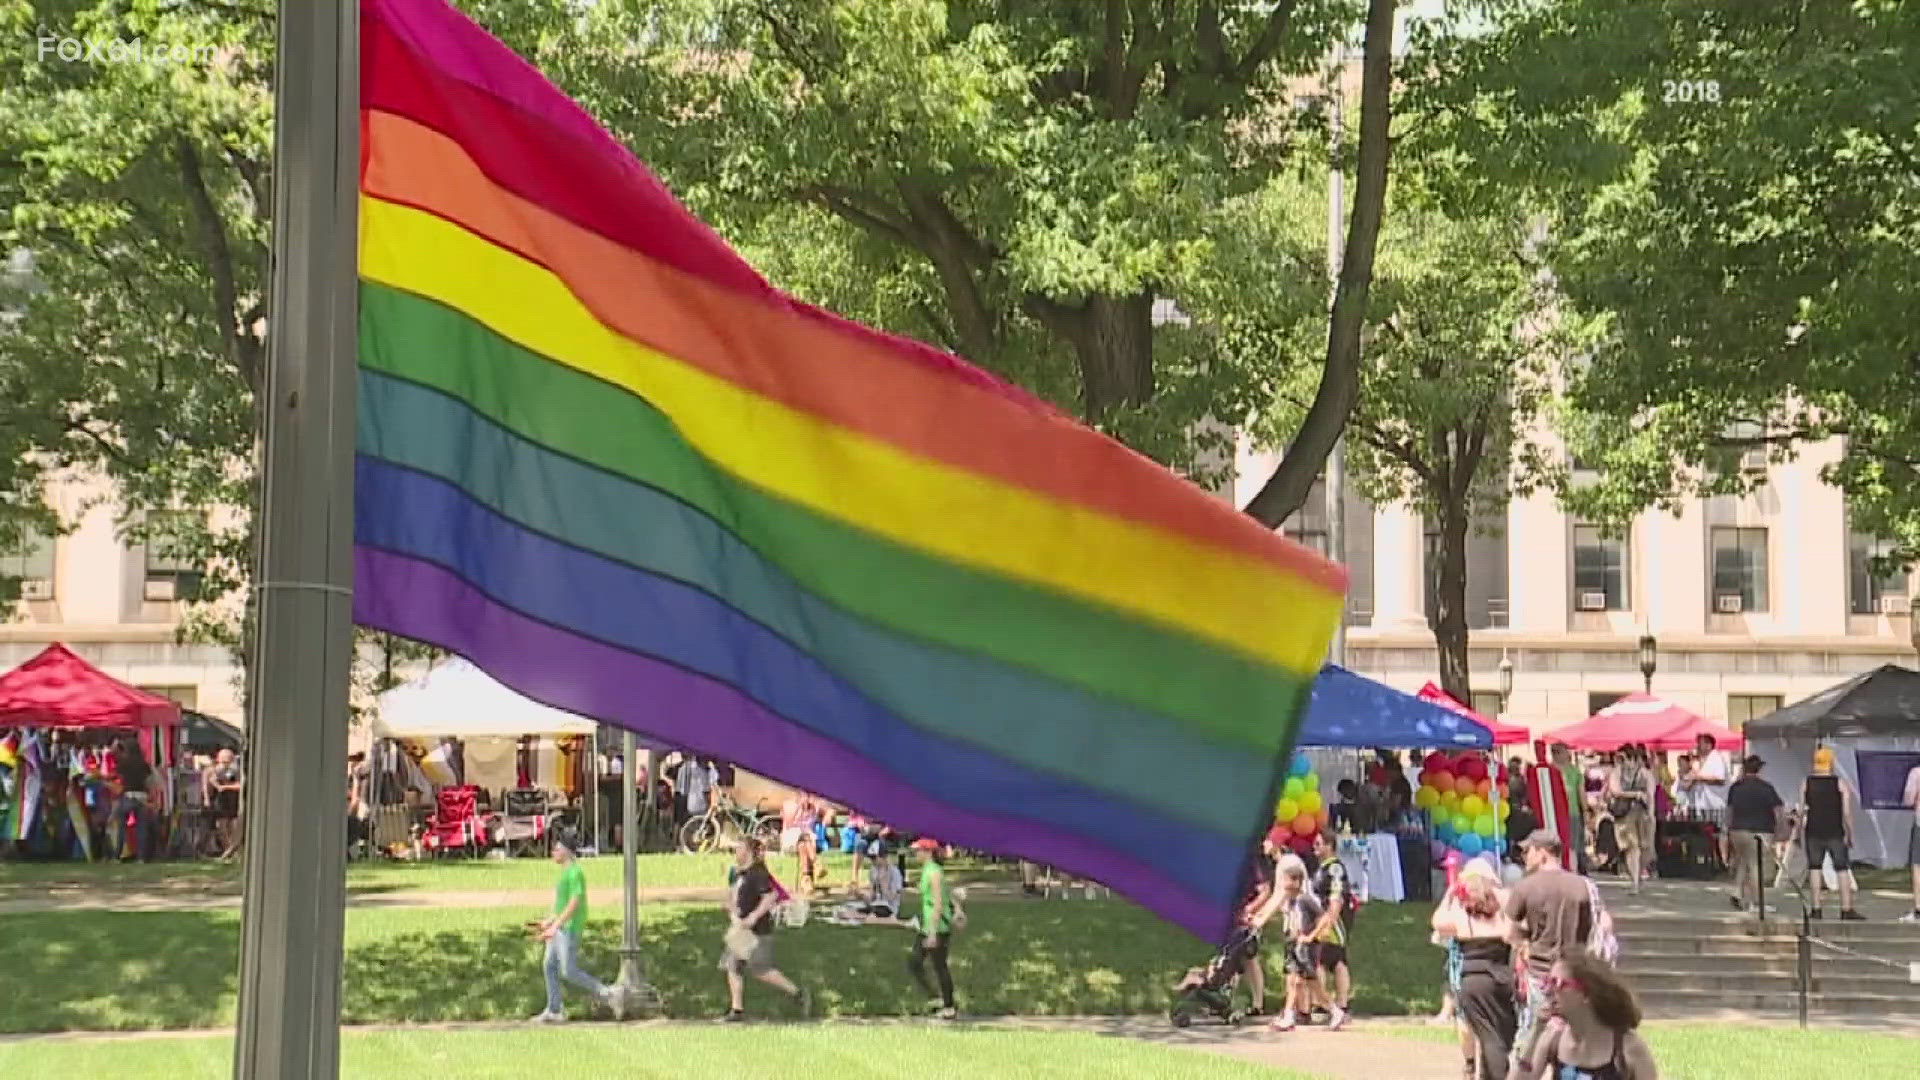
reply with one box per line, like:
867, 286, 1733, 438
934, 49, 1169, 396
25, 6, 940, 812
233, 2, 359, 1077
1325, 39, 1349, 670
612, 734, 661, 1015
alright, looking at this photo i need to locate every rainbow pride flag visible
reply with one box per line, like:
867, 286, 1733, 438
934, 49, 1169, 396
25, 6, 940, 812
355, 0, 1345, 939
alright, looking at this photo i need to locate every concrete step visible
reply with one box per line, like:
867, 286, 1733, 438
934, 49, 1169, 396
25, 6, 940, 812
1636, 987, 1920, 1015
1616, 913, 1920, 946
1617, 929, 1920, 958
1620, 969, 1914, 995
1619, 953, 1892, 978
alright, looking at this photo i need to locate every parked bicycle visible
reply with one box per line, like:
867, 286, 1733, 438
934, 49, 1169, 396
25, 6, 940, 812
678, 794, 781, 854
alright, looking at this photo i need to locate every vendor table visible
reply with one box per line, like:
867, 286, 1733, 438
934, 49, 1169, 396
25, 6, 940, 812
1338, 832, 1406, 903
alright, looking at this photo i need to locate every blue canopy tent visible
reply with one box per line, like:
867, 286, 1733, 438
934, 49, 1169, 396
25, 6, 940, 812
1298, 664, 1494, 749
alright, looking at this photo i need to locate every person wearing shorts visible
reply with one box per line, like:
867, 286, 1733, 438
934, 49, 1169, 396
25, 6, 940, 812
1309, 831, 1352, 1029
719, 838, 809, 1020
1253, 855, 1322, 1033
1799, 747, 1863, 921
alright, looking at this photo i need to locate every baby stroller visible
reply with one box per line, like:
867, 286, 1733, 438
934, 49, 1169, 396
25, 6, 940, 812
1169, 924, 1259, 1028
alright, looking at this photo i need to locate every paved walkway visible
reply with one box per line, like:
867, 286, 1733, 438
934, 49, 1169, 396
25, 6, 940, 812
0, 880, 1046, 915
0, 1016, 1460, 1078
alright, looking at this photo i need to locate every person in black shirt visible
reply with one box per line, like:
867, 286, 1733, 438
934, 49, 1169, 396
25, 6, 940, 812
1799, 747, 1864, 920
720, 838, 809, 1020
111, 737, 155, 862
1725, 756, 1784, 913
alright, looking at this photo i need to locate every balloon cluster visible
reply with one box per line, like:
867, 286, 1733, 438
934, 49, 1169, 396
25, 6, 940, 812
1269, 753, 1330, 857
1414, 750, 1511, 865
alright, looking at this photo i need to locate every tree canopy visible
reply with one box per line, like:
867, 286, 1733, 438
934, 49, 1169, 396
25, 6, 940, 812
1417, 0, 1920, 555
477, 0, 1387, 494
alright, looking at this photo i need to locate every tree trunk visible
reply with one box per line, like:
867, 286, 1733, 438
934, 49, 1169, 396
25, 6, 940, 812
1065, 293, 1155, 420
1429, 503, 1473, 703
1242, 0, 1397, 527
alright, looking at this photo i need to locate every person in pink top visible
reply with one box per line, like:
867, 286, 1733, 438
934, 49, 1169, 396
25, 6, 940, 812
781, 793, 823, 893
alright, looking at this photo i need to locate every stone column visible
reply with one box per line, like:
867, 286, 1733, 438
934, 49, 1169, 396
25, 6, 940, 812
1371, 500, 1427, 629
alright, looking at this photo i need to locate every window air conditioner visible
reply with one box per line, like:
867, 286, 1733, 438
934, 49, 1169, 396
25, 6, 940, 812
1576, 592, 1608, 612
1879, 595, 1912, 616
19, 578, 52, 601
1714, 593, 1745, 614
144, 578, 177, 602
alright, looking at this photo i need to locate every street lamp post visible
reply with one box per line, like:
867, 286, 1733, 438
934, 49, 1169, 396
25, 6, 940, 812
1497, 651, 1515, 717
1638, 633, 1659, 694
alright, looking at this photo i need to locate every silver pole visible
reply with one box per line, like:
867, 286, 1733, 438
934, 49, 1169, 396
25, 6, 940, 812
1325, 41, 1349, 669
619, 729, 640, 979
233, 1, 358, 1077
610, 737, 660, 1015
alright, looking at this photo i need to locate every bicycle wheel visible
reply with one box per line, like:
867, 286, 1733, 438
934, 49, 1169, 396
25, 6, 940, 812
679, 813, 723, 854
749, 814, 782, 851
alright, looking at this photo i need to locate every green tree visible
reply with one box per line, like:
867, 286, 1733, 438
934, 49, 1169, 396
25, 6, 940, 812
1226, 179, 1576, 698
0, 0, 432, 711
479, 0, 1405, 514
1413, 0, 1920, 560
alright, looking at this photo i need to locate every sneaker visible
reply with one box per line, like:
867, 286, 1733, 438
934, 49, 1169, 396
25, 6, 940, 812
1841, 909, 1867, 922
1329, 1006, 1350, 1031
721, 1009, 746, 1023
1897, 911, 1920, 924
934, 1006, 958, 1021
1810, 908, 1824, 920
1729, 895, 1745, 911
530, 1010, 564, 1024
1268, 1012, 1297, 1032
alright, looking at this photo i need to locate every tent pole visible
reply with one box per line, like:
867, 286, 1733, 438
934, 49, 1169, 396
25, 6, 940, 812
233, 1, 358, 1077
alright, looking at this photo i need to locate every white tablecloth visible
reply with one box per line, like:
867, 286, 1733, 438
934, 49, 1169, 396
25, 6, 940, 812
1338, 832, 1406, 903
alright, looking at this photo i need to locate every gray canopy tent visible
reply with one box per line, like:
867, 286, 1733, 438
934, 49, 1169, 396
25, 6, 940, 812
1747, 665, 1920, 868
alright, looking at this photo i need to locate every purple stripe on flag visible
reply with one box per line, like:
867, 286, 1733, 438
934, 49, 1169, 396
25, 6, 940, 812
353, 545, 1225, 940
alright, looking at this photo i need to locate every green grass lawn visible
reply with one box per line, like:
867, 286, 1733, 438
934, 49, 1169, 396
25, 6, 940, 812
0, 1026, 1305, 1080
0, 897, 1436, 1033
0, 851, 1015, 898
1375, 1021, 1920, 1079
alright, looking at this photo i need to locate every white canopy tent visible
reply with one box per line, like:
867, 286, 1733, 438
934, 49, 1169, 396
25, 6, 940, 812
373, 660, 599, 739
371, 661, 601, 829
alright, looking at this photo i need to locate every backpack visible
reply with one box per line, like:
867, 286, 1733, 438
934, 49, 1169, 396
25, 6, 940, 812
947, 886, 968, 932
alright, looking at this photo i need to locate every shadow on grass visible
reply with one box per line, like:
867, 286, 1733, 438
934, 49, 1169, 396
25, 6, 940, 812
0, 896, 1440, 1034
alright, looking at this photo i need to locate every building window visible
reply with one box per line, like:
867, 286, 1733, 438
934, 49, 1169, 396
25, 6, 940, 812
1726, 694, 1782, 728
1587, 692, 1625, 716
1710, 526, 1769, 614
1572, 525, 1629, 611
143, 511, 204, 601
1848, 535, 1909, 615
1469, 691, 1504, 718
139, 685, 199, 710
0, 526, 54, 600
1286, 528, 1329, 556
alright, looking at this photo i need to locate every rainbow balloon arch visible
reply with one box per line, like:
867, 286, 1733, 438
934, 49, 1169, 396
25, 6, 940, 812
1410, 748, 1511, 864
1267, 752, 1332, 856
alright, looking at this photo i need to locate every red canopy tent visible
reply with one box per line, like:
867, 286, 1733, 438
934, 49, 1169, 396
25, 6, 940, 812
0, 643, 182, 729
1542, 692, 1742, 752
1417, 682, 1532, 745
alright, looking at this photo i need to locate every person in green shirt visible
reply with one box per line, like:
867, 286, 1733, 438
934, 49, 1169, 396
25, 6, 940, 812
531, 833, 618, 1022
907, 837, 958, 1019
